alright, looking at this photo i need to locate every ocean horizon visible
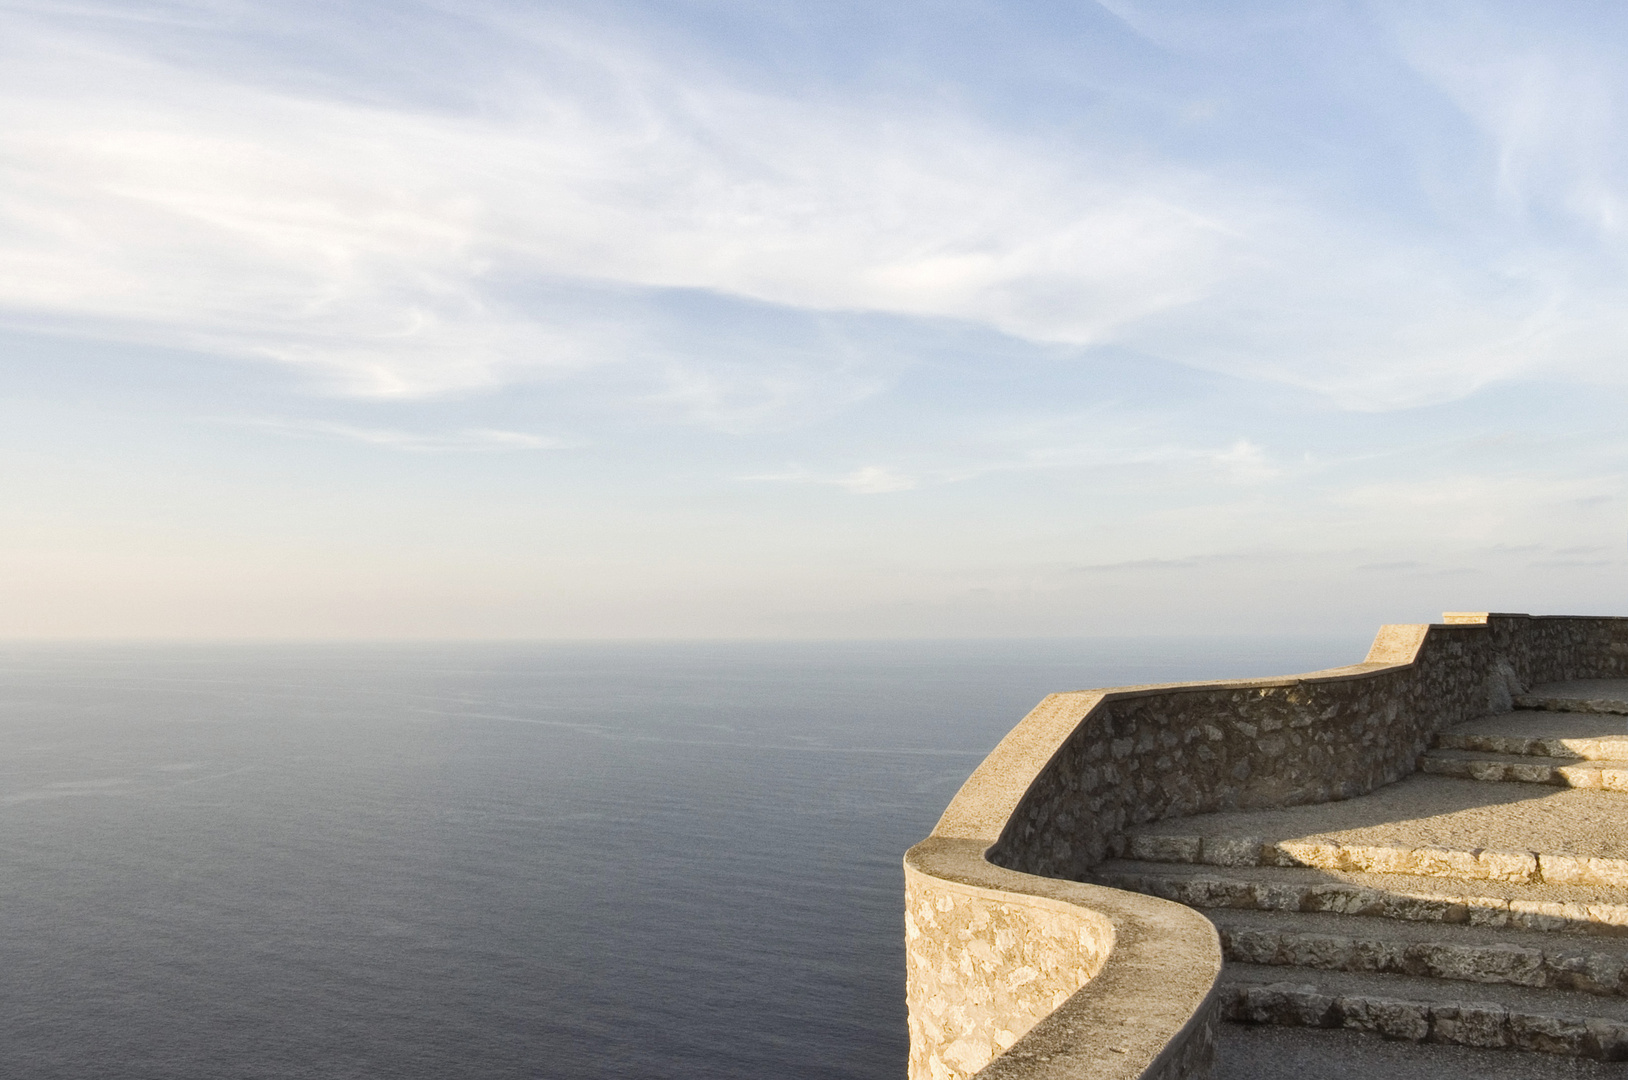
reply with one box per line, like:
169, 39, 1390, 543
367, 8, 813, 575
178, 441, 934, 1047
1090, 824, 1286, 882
0, 637, 1366, 1079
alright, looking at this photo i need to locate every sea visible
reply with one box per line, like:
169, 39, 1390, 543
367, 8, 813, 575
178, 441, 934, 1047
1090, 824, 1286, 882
0, 637, 1364, 1079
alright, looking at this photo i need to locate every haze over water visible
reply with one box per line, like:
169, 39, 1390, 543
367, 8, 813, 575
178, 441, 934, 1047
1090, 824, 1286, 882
0, 637, 1360, 1079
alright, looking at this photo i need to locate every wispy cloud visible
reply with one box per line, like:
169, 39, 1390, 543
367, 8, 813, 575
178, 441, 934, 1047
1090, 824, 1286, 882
744, 465, 918, 494
5, 1, 1627, 421
238, 418, 574, 451
0, 5, 1244, 400
741, 432, 1295, 496
6, 1, 1628, 641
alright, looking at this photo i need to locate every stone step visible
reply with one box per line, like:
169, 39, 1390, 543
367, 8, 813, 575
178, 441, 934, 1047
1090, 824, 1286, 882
1091, 859, 1628, 936
1420, 748, 1628, 791
1216, 1024, 1628, 1080
1516, 694, 1628, 716
1116, 773, 1628, 883
1221, 962, 1628, 1059
1433, 714, 1628, 761
1210, 908, 1628, 996
1514, 679, 1628, 717
1120, 828, 1628, 888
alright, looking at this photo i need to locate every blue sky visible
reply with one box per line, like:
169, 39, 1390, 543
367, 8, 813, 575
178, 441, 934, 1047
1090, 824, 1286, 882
2, 0, 1626, 639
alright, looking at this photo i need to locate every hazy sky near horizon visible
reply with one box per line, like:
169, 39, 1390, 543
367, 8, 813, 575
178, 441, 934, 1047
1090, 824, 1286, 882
2, 0, 1626, 639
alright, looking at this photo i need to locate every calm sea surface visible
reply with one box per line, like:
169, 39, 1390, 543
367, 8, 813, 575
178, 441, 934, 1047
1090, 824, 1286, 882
0, 638, 1364, 1079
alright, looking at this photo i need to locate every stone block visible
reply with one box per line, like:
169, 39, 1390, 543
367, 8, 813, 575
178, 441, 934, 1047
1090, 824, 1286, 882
1586, 858, 1628, 888
1510, 761, 1562, 784
1584, 904, 1628, 933
1232, 983, 1336, 1027
1184, 877, 1258, 908
1380, 892, 1465, 924
1199, 835, 1265, 867
1305, 884, 1384, 917
1348, 937, 1406, 973
1411, 941, 1544, 986
1279, 933, 1355, 970
1584, 1018, 1628, 1061
1420, 756, 1470, 778
1128, 834, 1202, 863
1465, 760, 1510, 782
1556, 765, 1604, 789
1220, 929, 1282, 965
1465, 900, 1511, 927
1475, 849, 1541, 883
1550, 951, 1628, 995
1358, 844, 1424, 875
1507, 1012, 1591, 1056
1336, 994, 1430, 1040
1509, 899, 1575, 932
1250, 882, 1310, 912
1271, 840, 1344, 870
1428, 1002, 1509, 1048
1541, 855, 1590, 885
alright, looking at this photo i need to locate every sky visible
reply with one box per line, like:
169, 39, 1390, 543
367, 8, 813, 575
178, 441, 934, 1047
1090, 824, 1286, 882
2, 0, 1627, 640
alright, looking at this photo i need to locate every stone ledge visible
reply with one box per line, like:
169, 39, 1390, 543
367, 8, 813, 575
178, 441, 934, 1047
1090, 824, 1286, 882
1223, 981, 1628, 1059
1218, 923, 1628, 996
1515, 696, 1628, 716
1123, 833, 1628, 888
1095, 865, 1628, 935
1418, 751, 1628, 791
1433, 731, 1628, 761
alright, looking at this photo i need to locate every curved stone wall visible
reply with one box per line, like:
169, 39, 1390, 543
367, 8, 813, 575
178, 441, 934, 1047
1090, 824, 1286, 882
905, 613, 1628, 1080
905, 838, 1219, 1080
904, 847, 1114, 1077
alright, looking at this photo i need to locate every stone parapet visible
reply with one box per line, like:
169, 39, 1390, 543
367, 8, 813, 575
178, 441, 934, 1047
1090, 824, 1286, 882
905, 837, 1220, 1080
906, 613, 1628, 1079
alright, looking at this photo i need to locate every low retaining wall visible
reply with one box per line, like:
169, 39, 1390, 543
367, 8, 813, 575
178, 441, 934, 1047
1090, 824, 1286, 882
905, 613, 1628, 1080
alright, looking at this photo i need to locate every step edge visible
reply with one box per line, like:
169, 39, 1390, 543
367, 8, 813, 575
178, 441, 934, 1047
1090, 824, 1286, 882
1218, 925, 1628, 997
1218, 977, 1628, 1058
1121, 833, 1628, 888
1094, 868, 1628, 936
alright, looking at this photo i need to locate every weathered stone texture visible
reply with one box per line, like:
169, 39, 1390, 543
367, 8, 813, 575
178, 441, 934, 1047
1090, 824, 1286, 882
1434, 730, 1628, 760
1220, 981, 1628, 1060
904, 866, 1113, 1080
1093, 866, 1628, 936
905, 837, 1222, 1080
908, 614, 1628, 1078
989, 616, 1628, 883
1117, 834, 1628, 888
1218, 926, 1628, 995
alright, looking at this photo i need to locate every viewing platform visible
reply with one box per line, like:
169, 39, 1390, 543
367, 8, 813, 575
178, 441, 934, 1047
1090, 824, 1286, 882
906, 614, 1628, 1079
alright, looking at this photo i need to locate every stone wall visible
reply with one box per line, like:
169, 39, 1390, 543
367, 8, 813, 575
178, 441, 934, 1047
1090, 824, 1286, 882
904, 858, 1114, 1078
905, 838, 1220, 1080
989, 615, 1628, 882
905, 613, 1628, 1080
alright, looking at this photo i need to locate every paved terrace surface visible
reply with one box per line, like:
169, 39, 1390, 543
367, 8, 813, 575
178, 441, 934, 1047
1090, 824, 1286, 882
1094, 679, 1628, 1073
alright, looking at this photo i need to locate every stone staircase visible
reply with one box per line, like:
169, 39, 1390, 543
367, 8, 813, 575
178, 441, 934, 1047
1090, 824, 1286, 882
1089, 679, 1628, 1064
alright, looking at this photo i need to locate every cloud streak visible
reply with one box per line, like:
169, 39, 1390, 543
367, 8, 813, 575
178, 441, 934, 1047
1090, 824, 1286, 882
21, 0, 1621, 414
0, 5, 1237, 396
238, 418, 573, 451
2, 1, 1628, 641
